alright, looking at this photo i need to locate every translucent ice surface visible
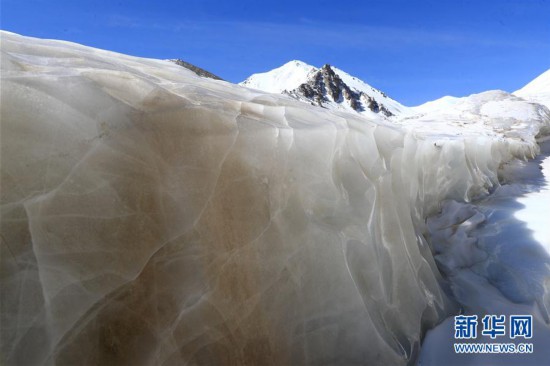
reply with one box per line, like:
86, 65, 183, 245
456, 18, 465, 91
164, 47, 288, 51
1, 32, 549, 365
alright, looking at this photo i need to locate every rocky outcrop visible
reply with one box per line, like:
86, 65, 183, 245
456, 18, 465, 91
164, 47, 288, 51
170, 59, 223, 80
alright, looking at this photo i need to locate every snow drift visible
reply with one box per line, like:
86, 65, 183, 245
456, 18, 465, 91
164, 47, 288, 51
1, 32, 548, 365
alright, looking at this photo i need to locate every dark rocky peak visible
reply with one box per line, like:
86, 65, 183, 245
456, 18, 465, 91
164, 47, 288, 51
169, 59, 223, 80
320, 64, 336, 77
288, 63, 393, 117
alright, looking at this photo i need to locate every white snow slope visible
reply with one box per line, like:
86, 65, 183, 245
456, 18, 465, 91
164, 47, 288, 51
1, 31, 549, 365
514, 69, 550, 109
413, 95, 461, 114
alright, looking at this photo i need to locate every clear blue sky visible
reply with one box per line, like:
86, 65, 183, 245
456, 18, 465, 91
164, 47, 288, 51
2, 0, 549, 105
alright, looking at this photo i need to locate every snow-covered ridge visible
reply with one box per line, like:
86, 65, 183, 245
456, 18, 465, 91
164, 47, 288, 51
401, 90, 550, 141
1, 31, 549, 365
240, 60, 316, 93
240, 60, 408, 117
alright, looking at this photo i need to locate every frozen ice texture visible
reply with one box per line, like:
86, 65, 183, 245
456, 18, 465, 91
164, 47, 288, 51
1, 31, 548, 365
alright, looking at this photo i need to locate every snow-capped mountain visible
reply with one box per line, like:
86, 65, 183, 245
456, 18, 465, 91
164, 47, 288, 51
240, 60, 408, 117
514, 69, 550, 109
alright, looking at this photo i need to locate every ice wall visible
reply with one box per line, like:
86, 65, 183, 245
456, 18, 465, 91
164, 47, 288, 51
1, 32, 547, 365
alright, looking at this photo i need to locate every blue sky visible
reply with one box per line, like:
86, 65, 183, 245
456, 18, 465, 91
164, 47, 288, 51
2, 0, 549, 105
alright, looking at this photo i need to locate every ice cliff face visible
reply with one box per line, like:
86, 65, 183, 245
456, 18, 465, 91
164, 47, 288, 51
1, 32, 549, 366
240, 60, 408, 117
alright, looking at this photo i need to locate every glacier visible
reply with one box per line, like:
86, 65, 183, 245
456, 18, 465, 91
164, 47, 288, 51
1, 31, 549, 365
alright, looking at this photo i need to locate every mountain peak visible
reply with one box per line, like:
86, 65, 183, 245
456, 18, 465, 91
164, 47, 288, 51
240, 60, 316, 94
286, 60, 314, 68
240, 61, 408, 117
